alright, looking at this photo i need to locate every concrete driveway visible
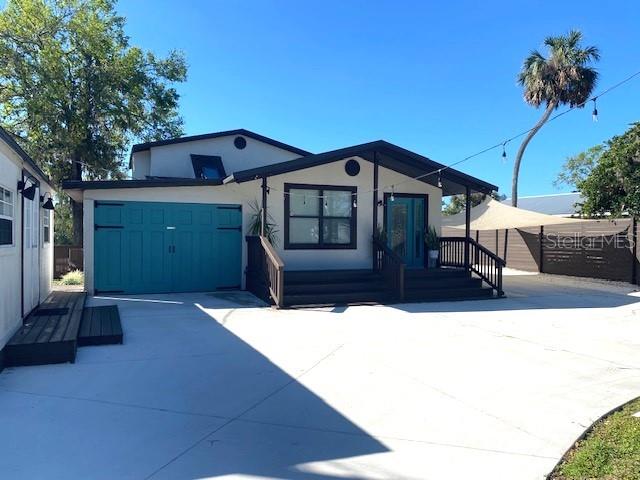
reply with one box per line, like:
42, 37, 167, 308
1, 274, 640, 479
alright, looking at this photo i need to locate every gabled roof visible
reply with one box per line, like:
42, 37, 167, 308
502, 192, 582, 216
225, 140, 498, 195
0, 125, 51, 185
130, 129, 312, 157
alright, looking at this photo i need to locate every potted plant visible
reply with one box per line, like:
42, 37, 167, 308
247, 199, 278, 245
424, 226, 439, 268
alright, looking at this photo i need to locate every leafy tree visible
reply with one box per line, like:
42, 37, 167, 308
0, 0, 187, 244
442, 192, 505, 216
578, 122, 640, 218
554, 145, 605, 189
512, 30, 599, 206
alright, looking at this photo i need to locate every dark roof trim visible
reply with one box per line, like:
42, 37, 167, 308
0, 125, 52, 186
228, 140, 498, 194
62, 178, 223, 191
130, 128, 311, 159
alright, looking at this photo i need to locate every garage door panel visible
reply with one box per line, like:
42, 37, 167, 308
95, 201, 241, 295
216, 230, 242, 288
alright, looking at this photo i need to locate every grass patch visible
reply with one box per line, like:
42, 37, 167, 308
551, 397, 640, 480
57, 270, 84, 286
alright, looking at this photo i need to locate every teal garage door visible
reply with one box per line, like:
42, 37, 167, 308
94, 201, 242, 294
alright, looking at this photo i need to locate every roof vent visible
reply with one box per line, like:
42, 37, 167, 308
234, 136, 247, 150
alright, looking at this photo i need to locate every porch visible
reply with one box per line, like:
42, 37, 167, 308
241, 141, 504, 308
247, 235, 505, 308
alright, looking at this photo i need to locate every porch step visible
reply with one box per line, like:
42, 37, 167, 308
285, 269, 382, 285
284, 290, 392, 308
286, 280, 388, 295
280, 267, 494, 307
404, 286, 494, 302
405, 276, 483, 290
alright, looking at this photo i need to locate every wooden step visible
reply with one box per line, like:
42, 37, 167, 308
404, 286, 494, 301
284, 290, 392, 308
285, 280, 388, 295
405, 268, 469, 279
4, 291, 86, 367
78, 305, 123, 346
405, 277, 483, 289
285, 269, 381, 285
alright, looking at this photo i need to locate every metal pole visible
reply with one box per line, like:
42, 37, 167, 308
464, 186, 471, 270
539, 225, 544, 273
261, 176, 267, 237
372, 151, 379, 270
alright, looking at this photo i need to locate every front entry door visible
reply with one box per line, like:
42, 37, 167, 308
385, 195, 426, 268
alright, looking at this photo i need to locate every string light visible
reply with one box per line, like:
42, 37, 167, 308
437, 170, 443, 188
242, 69, 639, 199
352, 194, 357, 208
501, 142, 507, 162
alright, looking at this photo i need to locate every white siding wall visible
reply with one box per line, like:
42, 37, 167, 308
131, 150, 151, 179
82, 157, 442, 292
132, 135, 302, 179
0, 141, 53, 351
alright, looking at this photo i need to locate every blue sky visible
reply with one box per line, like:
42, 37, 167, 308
119, 0, 639, 196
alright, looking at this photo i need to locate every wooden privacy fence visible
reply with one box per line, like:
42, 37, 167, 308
54, 245, 84, 278
443, 218, 639, 284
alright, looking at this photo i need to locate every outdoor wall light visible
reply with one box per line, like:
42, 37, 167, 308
40, 192, 55, 210
18, 175, 38, 200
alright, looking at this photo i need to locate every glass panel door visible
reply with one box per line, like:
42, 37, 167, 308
386, 196, 426, 268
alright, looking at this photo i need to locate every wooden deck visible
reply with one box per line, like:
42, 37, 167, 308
4, 291, 86, 366
78, 306, 123, 346
283, 268, 493, 307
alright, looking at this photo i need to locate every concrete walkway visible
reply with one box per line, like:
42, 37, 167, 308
1, 275, 639, 479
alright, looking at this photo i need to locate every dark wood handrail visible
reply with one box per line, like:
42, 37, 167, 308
372, 236, 405, 301
439, 236, 505, 297
260, 235, 285, 307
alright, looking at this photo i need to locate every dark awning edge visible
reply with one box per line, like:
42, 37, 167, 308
225, 140, 498, 195
62, 178, 224, 191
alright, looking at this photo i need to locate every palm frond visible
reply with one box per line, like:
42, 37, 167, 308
518, 29, 599, 108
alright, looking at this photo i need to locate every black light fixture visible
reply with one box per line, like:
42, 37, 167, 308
40, 192, 55, 210
18, 175, 37, 200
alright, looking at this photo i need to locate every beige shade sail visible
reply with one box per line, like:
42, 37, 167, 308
442, 199, 583, 230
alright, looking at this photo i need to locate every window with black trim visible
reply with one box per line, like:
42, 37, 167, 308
42, 209, 51, 244
191, 154, 226, 180
0, 185, 14, 246
284, 183, 356, 249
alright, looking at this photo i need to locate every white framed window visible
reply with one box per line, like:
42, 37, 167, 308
0, 185, 14, 246
42, 208, 51, 244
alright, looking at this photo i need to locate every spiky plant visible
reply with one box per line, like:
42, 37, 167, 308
512, 30, 600, 206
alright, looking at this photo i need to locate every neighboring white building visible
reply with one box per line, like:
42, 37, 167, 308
0, 127, 54, 370
64, 129, 497, 303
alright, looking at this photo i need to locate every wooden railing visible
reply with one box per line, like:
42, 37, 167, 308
439, 236, 505, 297
372, 236, 405, 301
438, 237, 467, 268
246, 235, 285, 307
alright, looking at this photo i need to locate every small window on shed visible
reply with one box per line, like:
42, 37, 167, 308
191, 155, 226, 180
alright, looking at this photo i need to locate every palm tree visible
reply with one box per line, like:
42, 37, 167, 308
512, 30, 600, 206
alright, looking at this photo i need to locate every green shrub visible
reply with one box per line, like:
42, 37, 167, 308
59, 270, 84, 286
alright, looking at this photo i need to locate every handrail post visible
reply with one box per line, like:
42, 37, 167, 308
464, 186, 471, 272
277, 265, 284, 307
398, 263, 405, 301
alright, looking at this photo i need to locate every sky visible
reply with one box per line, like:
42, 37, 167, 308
116, 0, 639, 197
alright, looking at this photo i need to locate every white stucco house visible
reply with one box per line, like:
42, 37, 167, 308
64, 129, 502, 307
0, 126, 54, 371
